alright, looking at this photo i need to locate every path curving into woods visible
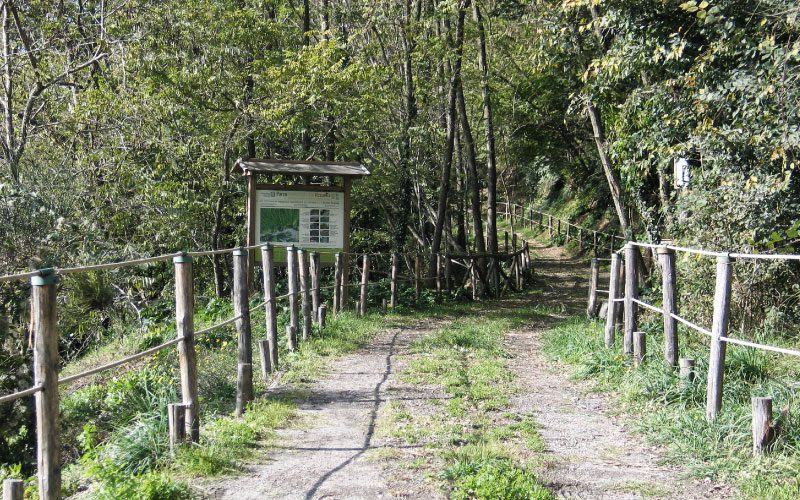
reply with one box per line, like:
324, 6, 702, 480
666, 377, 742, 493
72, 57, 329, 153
203, 242, 730, 499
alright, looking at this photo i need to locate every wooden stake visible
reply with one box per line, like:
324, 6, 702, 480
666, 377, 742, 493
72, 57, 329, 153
752, 397, 775, 456
587, 258, 600, 319
390, 253, 399, 308
174, 254, 199, 443
706, 255, 733, 421
504, 231, 509, 253
287, 246, 299, 350
334, 253, 343, 313
232, 249, 253, 417
604, 253, 622, 348
578, 229, 583, 251
415, 253, 422, 301
2, 479, 23, 500
261, 244, 278, 371
658, 247, 678, 367
318, 304, 327, 329
623, 244, 638, 356
435, 254, 442, 302
359, 254, 370, 317
286, 325, 296, 352
679, 358, 695, 386
168, 403, 186, 453
258, 339, 271, 380
310, 252, 321, 322
30, 271, 60, 500
634, 331, 646, 367
444, 254, 452, 296
298, 249, 312, 341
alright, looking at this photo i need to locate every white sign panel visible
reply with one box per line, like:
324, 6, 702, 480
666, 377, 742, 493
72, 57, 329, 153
255, 190, 344, 248
674, 157, 690, 189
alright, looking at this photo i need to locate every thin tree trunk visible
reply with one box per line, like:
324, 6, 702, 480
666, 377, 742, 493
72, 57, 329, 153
586, 98, 630, 233
473, 2, 499, 294
456, 81, 487, 291
429, 0, 467, 281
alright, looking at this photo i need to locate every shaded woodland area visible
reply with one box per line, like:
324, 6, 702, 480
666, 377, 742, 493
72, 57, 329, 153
1, 0, 799, 490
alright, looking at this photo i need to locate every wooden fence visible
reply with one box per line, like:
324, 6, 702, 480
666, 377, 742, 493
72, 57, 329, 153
0, 238, 533, 499
498, 201, 626, 256
503, 199, 798, 458
588, 237, 799, 457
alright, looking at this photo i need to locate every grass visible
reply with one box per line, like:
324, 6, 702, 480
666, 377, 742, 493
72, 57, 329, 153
51, 295, 401, 499
542, 316, 800, 499
384, 296, 553, 499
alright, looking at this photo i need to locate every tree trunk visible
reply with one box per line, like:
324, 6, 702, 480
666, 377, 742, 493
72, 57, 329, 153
429, 0, 467, 281
473, 2, 499, 294
586, 98, 630, 233
456, 81, 487, 291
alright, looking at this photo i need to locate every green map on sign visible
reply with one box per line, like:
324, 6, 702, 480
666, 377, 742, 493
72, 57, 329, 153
260, 208, 300, 242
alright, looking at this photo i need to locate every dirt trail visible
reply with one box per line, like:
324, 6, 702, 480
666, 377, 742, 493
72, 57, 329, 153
204, 242, 728, 499
506, 242, 728, 499
203, 322, 445, 500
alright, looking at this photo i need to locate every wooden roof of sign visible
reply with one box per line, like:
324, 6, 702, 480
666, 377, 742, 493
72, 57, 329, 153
234, 158, 370, 178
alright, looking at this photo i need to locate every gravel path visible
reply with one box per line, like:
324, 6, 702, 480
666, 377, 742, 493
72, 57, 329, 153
203, 322, 444, 500
505, 243, 730, 499
204, 242, 730, 499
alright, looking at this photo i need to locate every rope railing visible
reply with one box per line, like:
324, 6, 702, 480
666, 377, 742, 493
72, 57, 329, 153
499, 201, 626, 242
586, 234, 800, 436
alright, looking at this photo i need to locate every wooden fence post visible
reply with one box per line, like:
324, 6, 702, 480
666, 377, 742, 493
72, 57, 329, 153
435, 254, 442, 302
30, 270, 60, 500
287, 246, 299, 351
390, 253, 399, 308
261, 244, 278, 371
658, 247, 678, 367
174, 254, 200, 443
557, 220, 561, 240
298, 249, 312, 341
3, 479, 23, 500
334, 252, 343, 313
548, 216, 553, 240
415, 253, 422, 301
310, 252, 321, 322
587, 258, 599, 319
445, 254, 452, 297
634, 331, 646, 367
168, 403, 186, 453
504, 231, 509, 253
604, 253, 622, 348
752, 397, 775, 456
578, 229, 583, 251
706, 254, 733, 421
232, 249, 253, 417
257, 340, 271, 380
359, 254, 370, 317
342, 252, 350, 310
623, 244, 638, 356
565, 224, 570, 244
679, 358, 695, 386
318, 304, 327, 329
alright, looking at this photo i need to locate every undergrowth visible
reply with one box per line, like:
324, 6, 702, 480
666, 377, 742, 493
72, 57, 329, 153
543, 316, 800, 499
50, 295, 398, 499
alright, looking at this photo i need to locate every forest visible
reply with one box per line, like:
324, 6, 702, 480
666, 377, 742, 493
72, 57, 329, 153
1, 0, 799, 498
